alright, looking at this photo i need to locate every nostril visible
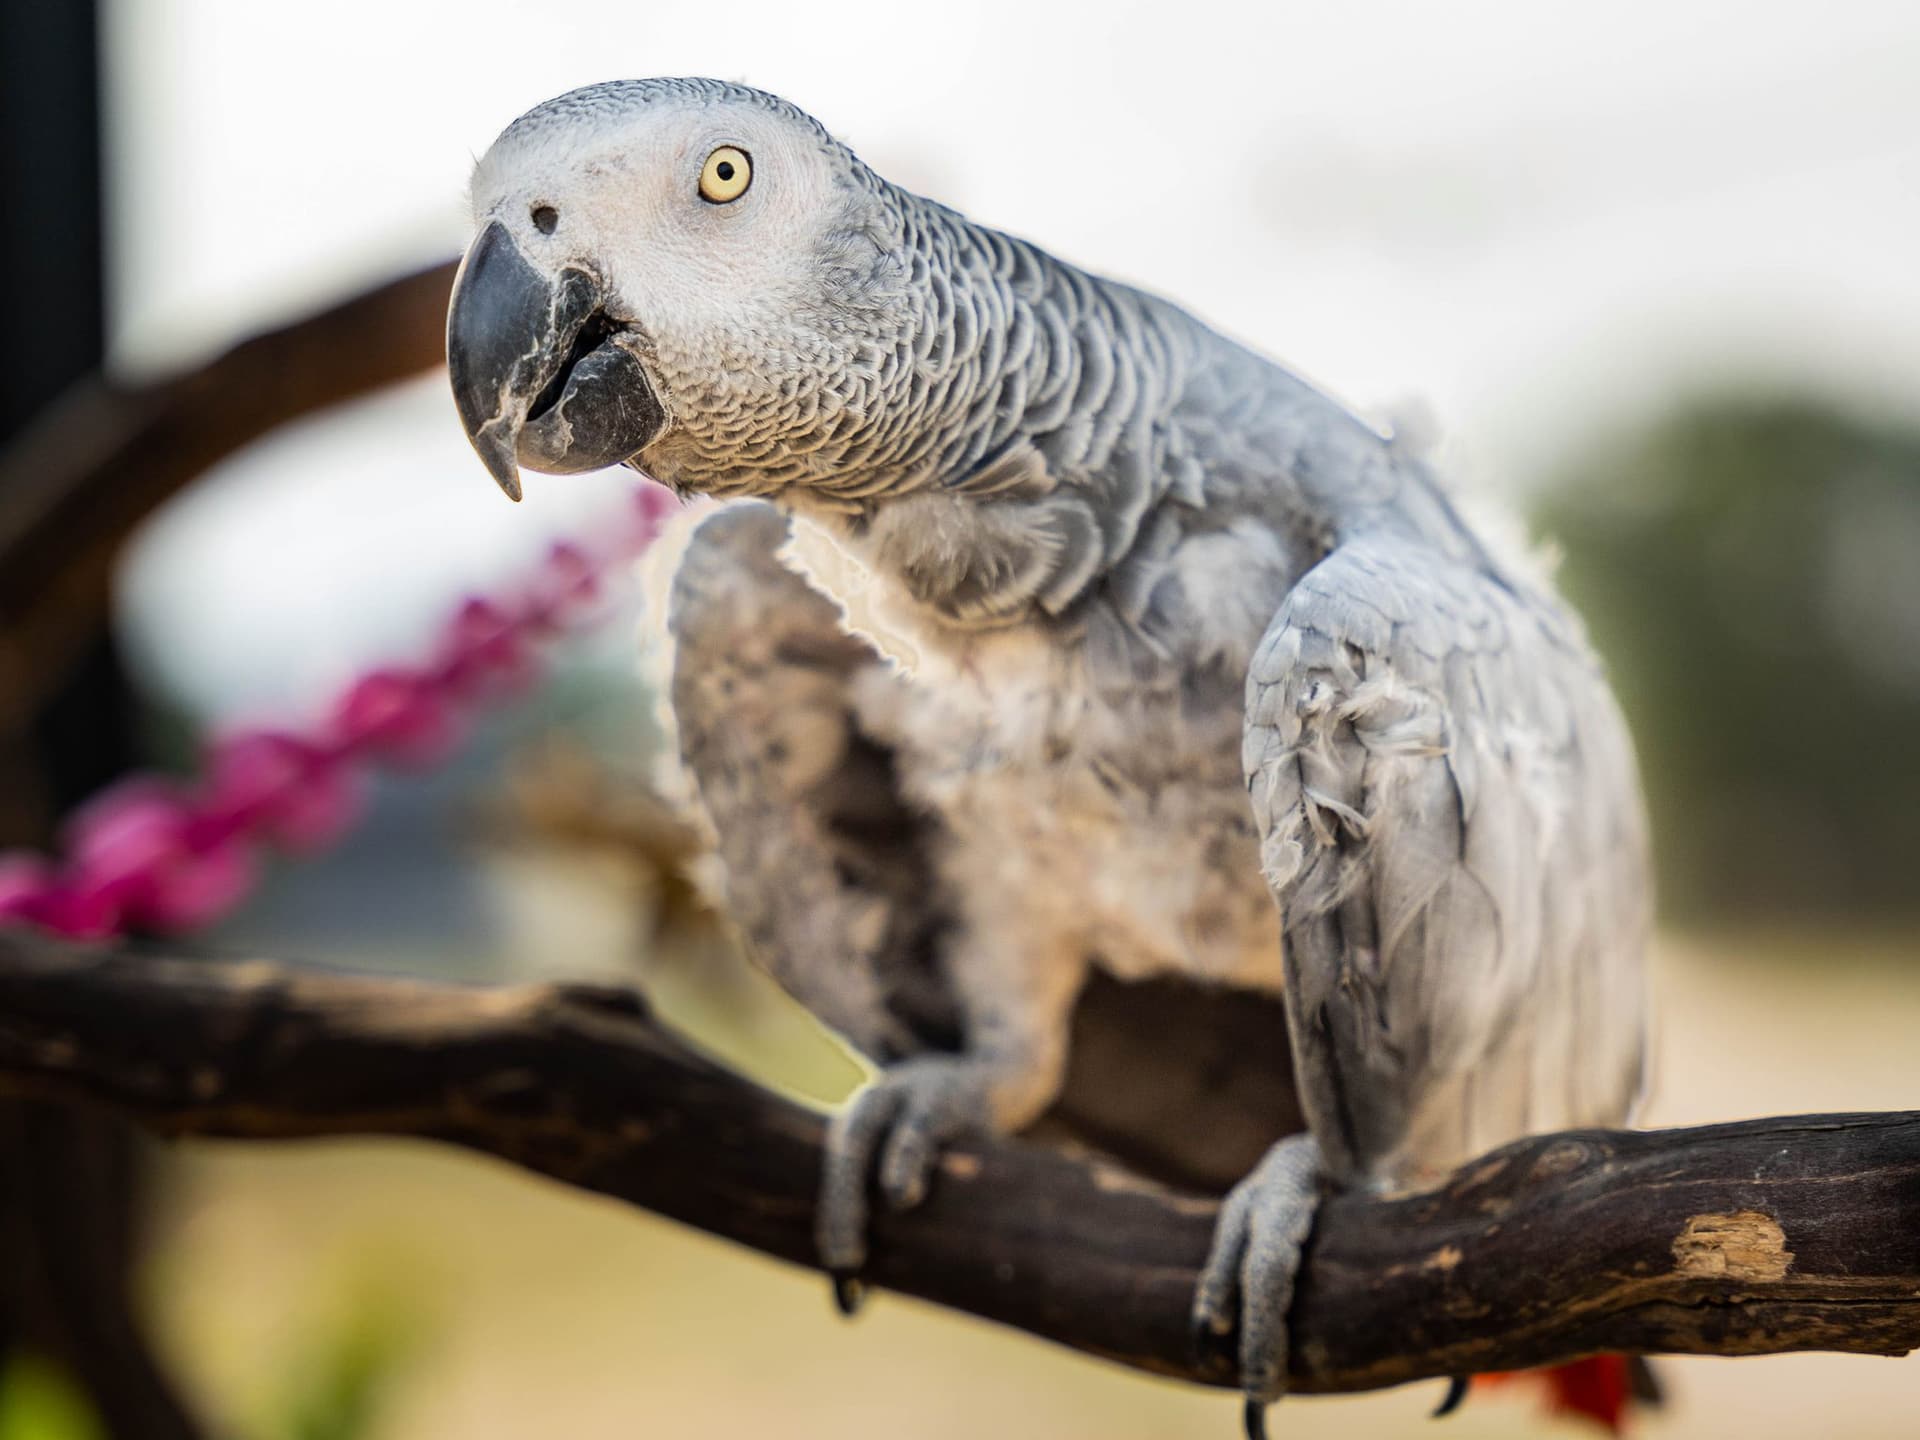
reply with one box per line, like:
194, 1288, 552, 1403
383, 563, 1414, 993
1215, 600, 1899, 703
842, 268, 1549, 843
531, 205, 558, 235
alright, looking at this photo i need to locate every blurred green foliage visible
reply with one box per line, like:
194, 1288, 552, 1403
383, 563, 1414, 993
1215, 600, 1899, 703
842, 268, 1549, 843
0, 1355, 102, 1440
1537, 393, 1920, 925
261, 1263, 428, 1440
0, 1273, 425, 1440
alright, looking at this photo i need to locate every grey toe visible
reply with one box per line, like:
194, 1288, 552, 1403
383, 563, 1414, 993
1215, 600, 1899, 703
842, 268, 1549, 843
816, 1058, 998, 1297
1194, 1132, 1322, 1425
818, 1082, 907, 1276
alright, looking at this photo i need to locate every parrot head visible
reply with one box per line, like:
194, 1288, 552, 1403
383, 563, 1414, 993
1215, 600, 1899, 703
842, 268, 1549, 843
447, 78, 909, 502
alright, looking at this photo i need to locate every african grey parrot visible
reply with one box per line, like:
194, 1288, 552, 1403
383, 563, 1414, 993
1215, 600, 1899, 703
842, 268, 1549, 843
445, 78, 1652, 1435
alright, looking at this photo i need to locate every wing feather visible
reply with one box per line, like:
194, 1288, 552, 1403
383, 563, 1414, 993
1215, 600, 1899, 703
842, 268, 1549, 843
1245, 535, 1650, 1188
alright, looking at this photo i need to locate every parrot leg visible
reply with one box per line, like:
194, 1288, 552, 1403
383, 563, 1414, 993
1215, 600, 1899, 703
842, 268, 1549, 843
818, 930, 1082, 1312
1190, 1132, 1323, 1440
818, 1053, 1025, 1308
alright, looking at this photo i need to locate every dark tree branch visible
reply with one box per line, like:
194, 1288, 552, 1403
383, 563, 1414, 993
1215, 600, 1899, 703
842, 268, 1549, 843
0, 929, 1915, 1395
0, 259, 459, 734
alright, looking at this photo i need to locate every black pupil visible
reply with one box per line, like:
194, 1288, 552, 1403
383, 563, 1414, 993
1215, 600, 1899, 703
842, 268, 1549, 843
531, 205, 558, 234
715, 161, 735, 182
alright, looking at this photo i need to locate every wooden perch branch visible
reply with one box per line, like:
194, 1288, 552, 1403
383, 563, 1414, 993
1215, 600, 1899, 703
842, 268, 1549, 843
0, 930, 1915, 1395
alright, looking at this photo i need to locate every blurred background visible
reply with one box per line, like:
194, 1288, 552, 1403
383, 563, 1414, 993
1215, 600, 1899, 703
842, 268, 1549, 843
1, 0, 1918, 1436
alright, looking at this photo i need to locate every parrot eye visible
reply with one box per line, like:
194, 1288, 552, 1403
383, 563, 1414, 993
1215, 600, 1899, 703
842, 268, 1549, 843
531, 205, 558, 234
699, 146, 752, 204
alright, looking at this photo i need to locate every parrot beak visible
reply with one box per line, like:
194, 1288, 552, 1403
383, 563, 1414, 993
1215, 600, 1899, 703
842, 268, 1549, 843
446, 221, 669, 501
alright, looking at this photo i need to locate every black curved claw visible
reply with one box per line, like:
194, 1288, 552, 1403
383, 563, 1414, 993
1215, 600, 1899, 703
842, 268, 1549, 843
829, 1268, 866, 1317
1191, 1309, 1235, 1370
1243, 1396, 1269, 1440
1629, 1355, 1665, 1408
1431, 1375, 1470, 1419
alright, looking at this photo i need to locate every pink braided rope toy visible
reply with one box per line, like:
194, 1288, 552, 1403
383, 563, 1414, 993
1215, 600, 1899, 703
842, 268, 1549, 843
0, 481, 679, 941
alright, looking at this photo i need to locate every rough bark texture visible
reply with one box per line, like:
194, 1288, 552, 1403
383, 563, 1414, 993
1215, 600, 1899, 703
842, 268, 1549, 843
0, 932, 1915, 1395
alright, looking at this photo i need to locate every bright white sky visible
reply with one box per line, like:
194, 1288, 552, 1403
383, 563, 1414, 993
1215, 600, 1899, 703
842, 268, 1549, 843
107, 0, 1920, 718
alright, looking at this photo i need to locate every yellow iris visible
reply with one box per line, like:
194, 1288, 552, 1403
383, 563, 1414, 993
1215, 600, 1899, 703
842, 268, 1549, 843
699, 146, 752, 203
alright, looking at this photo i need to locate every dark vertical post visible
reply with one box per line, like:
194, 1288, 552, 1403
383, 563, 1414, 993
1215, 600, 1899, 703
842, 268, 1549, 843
0, 4, 201, 1435
0, 0, 141, 825
0, 0, 106, 436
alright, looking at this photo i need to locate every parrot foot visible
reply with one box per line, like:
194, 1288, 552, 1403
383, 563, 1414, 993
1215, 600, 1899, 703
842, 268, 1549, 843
817, 1055, 999, 1311
1190, 1132, 1323, 1440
